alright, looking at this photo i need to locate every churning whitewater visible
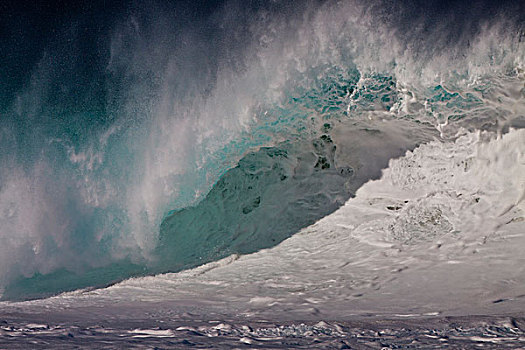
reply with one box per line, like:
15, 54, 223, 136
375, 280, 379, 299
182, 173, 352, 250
0, 0, 524, 335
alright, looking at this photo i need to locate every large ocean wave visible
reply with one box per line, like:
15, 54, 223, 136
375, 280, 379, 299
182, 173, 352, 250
0, 0, 523, 300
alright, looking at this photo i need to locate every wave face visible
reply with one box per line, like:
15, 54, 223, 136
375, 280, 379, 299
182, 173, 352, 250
0, 0, 524, 300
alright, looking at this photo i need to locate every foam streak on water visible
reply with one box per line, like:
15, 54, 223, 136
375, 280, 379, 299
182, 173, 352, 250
0, 315, 524, 349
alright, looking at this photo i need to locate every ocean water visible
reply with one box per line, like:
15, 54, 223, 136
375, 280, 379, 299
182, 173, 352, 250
0, 0, 524, 347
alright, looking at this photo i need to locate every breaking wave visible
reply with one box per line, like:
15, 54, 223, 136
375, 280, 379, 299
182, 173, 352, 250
0, 0, 523, 300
